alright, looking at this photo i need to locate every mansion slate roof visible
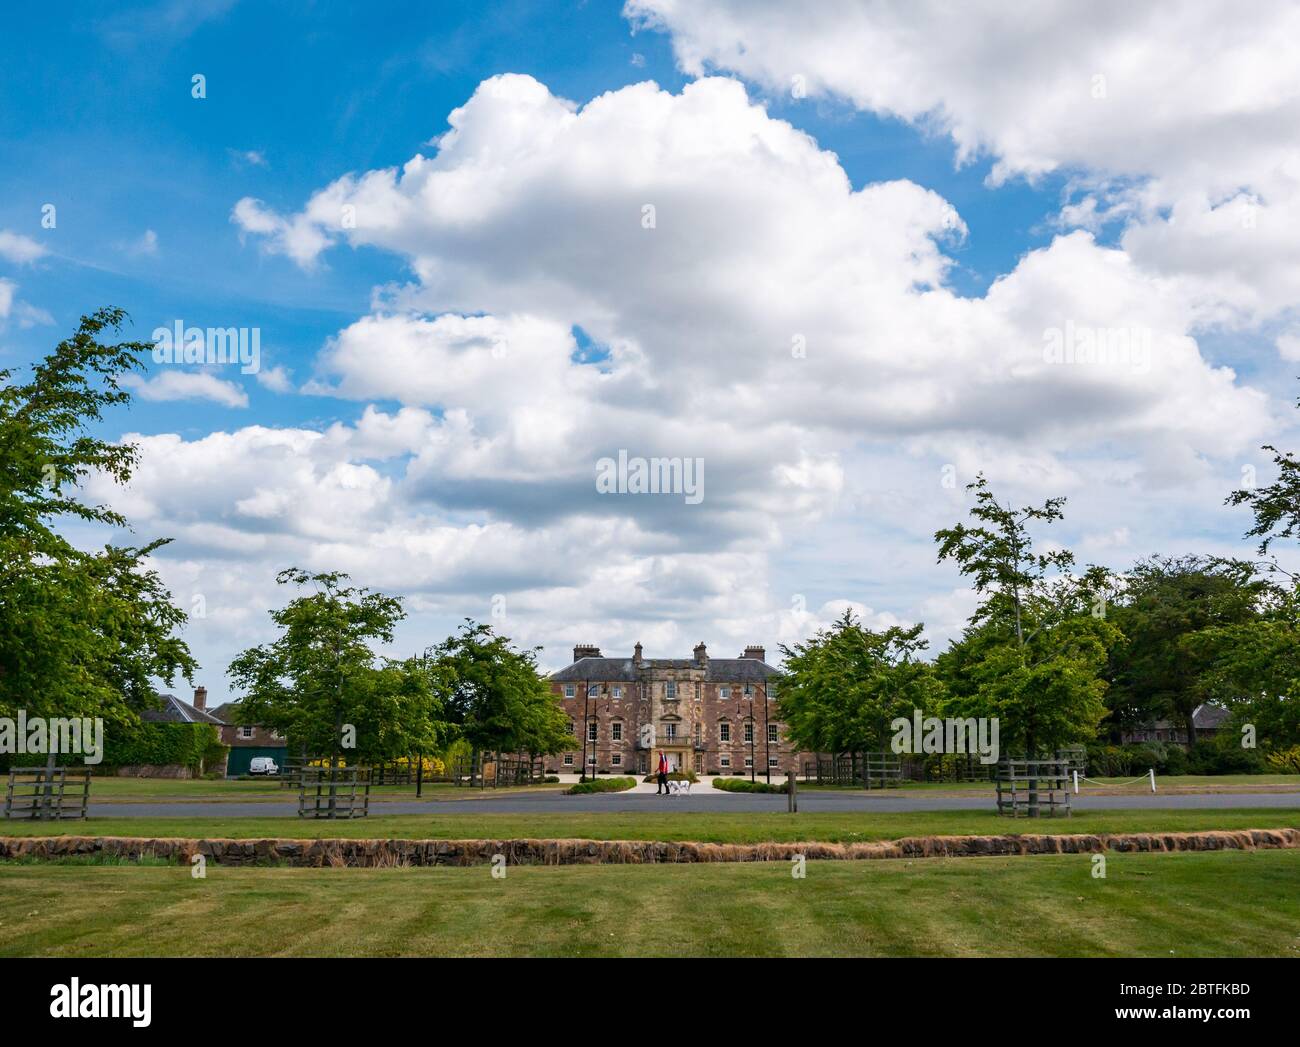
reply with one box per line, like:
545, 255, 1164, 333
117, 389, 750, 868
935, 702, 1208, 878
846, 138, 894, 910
550, 656, 777, 684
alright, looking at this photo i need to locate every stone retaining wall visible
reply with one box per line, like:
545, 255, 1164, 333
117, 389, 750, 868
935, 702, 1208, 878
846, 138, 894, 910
1, 828, 1297, 867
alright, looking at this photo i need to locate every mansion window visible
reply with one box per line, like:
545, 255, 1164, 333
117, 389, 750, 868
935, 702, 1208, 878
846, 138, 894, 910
564, 685, 575, 698
612, 753, 622, 765
239, 726, 254, 739
720, 755, 731, 768
587, 722, 598, 742
665, 681, 677, 700
664, 723, 678, 741
745, 756, 754, 768
588, 685, 599, 697
744, 685, 753, 697
612, 686, 622, 699
769, 757, 779, 768
563, 754, 573, 766
744, 722, 754, 744
611, 723, 622, 741
719, 686, 731, 699
719, 723, 731, 742
767, 724, 778, 744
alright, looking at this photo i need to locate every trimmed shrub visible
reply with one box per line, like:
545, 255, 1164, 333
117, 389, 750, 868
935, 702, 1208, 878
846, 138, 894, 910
566, 776, 637, 795
712, 777, 788, 794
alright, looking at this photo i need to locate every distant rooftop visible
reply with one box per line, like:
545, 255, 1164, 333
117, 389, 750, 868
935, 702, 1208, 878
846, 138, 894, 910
141, 693, 225, 726
550, 642, 777, 683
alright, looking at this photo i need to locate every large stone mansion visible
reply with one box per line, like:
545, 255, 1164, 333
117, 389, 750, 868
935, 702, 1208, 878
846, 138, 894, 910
547, 642, 810, 777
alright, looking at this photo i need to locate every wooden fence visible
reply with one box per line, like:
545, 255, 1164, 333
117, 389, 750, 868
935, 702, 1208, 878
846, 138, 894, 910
995, 756, 1074, 818
4, 766, 91, 821
452, 753, 545, 787
297, 767, 371, 819
904, 753, 998, 783
803, 752, 902, 789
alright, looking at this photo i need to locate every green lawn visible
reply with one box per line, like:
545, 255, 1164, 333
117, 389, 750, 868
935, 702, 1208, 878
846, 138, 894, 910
3, 849, 1297, 957
75, 774, 1294, 803
805, 774, 1299, 794
80, 778, 564, 803
3, 807, 1296, 843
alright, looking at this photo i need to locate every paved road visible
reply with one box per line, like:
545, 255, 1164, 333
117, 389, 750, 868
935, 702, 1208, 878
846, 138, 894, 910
86, 790, 1300, 818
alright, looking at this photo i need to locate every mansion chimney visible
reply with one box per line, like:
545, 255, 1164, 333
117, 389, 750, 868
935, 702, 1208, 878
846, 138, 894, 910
693, 641, 709, 667
633, 642, 644, 667
573, 644, 601, 663
741, 645, 766, 663
193, 686, 208, 711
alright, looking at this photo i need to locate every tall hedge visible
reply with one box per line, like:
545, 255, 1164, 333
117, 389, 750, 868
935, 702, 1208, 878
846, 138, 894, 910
102, 722, 225, 772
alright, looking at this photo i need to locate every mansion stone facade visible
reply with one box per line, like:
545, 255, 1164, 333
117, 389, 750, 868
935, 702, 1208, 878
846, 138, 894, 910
547, 642, 810, 777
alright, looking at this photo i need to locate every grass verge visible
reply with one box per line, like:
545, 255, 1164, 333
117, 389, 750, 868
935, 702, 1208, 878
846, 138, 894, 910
1, 807, 1295, 843
2, 849, 1297, 957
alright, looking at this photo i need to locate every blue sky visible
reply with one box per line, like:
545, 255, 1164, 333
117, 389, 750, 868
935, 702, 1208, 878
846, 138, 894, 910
0, 0, 1062, 403
3, 1, 1297, 702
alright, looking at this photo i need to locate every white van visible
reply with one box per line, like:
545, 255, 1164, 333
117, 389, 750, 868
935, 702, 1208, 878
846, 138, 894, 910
248, 756, 279, 776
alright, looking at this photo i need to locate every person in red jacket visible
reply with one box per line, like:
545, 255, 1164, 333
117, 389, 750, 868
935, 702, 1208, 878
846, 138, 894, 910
656, 751, 669, 795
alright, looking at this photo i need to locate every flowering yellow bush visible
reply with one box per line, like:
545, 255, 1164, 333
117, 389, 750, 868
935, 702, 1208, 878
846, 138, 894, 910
1265, 747, 1300, 774
305, 755, 445, 775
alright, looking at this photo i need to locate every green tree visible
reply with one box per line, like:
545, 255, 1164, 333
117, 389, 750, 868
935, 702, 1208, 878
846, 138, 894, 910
934, 475, 1117, 757
0, 308, 195, 745
1213, 389, 1300, 749
228, 569, 445, 780
777, 610, 945, 761
1189, 579, 1300, 750
428, 620, 574, 777
1228, 415, 1300, 560
1105, 556, 1264, 748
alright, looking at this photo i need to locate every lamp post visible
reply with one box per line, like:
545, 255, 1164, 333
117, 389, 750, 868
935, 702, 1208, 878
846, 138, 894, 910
738, 696, 755, 783
762, 682, 771, 784
582, 677, 590, 783
748, 711, 755, 783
